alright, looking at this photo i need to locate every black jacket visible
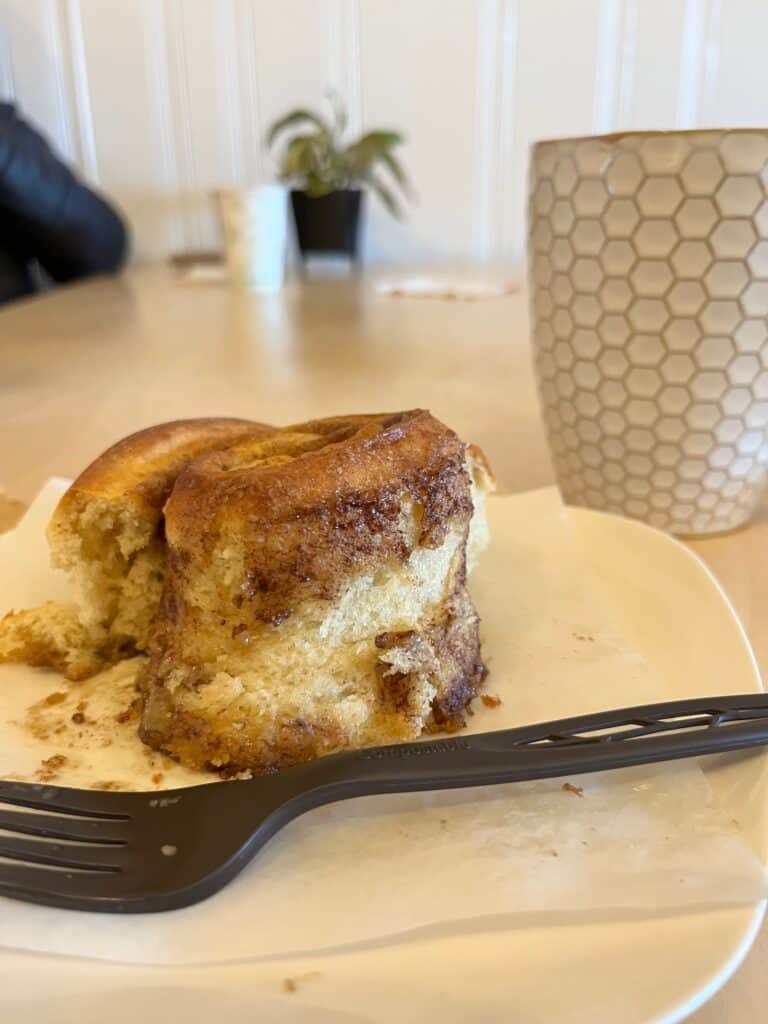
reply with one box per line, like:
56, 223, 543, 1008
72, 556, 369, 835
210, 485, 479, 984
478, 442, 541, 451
0, 103, 128, 304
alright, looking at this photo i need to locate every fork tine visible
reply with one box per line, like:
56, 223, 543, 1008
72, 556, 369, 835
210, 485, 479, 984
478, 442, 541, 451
0, 861, 128, 911
0, 808, 129, 844
0, 835, 124, 871
0, 779, 133, 818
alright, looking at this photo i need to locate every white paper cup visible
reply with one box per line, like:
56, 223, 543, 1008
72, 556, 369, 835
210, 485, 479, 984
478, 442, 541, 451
215, 186, 287, 293
528, 130, 768, 536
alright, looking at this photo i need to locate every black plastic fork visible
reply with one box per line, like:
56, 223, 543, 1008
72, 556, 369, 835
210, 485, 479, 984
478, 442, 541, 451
2, 693, 768, 914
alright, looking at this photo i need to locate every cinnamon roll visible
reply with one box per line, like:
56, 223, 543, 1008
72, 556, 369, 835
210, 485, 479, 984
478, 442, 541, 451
0, 410, 494, 775
139, 410, 494, 773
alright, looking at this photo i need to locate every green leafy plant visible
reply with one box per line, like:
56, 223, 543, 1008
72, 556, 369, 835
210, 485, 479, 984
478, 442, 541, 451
267, 94, 411, 217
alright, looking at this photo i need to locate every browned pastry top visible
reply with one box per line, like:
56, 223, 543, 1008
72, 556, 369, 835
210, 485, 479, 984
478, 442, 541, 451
55, 417, 275, 513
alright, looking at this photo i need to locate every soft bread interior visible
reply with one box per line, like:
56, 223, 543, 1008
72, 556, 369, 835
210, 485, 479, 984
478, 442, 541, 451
0, 496, 165, 679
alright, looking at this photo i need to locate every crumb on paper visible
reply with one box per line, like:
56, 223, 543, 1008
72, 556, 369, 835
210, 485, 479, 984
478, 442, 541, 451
10, 657, 212, 792
573, 632, 595, 643
549, 849, 559, 857
562, 782, 584, 797
466, 703, 474, 717
220, 767, 254, 781
36, 754, 68, 781
480, 694, 502, 709
43, 691, 68, 706
282, 972, 322, 994
115, 697, 142, 725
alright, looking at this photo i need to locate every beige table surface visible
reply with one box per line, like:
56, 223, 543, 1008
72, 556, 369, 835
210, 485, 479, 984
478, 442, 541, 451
0, 265, 765, 1021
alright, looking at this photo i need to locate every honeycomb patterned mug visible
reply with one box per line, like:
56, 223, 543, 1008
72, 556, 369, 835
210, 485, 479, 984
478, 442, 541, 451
528, 130, 768, 535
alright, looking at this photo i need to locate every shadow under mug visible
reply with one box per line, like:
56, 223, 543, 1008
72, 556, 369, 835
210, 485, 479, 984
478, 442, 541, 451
528, 129, 768, 536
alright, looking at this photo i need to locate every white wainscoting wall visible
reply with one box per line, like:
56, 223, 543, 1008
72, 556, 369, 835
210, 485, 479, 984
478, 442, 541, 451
0, 0, 765, 263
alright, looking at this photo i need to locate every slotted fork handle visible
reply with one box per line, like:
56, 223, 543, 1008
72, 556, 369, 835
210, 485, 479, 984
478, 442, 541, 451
294, 694, 768, 806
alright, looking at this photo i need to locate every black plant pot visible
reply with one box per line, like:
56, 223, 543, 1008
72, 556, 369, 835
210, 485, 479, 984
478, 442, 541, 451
290, 189, 363, 261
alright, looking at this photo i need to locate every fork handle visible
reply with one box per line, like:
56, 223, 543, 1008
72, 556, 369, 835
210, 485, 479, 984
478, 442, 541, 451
300, 694, 768, 802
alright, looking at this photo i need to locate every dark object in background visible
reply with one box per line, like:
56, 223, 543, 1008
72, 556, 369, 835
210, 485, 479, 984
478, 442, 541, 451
290, 188, 362, 261
0, 102, 128, 305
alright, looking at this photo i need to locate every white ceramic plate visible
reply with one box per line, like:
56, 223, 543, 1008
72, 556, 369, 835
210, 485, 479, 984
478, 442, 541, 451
0, 492, 764, 1023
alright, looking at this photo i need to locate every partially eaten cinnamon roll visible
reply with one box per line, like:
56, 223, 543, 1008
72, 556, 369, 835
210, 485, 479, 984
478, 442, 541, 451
1, 411, 494, 775
0, 418, 271, 678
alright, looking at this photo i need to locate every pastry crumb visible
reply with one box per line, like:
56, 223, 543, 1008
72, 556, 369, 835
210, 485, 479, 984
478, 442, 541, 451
36, 753, 68, 781
92, 780, 123, 791
562, 782, 583, 797
43, 691, 68, 706
282, 971, 321, 993
480, 694, 501, 708
549, 849, 559, 857
115, 697, 142, 725
152, 772, 164, 785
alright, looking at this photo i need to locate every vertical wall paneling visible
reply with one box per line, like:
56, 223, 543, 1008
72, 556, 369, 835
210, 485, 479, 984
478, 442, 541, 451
1, 0, 766, 264
164, 0, 203, 250
1, 0, 75, 163
704, 0, 768, 126
78, 0, 180, 259
473, 0, 501, 263
473, 0, 518, 263
216, 0, 246, 189
166, 0, 250, 248
593, 0, 639, 134
39, 0, 76, 163
700, 0, 723, 125
676, 0, 707, 127
593, 0, 622, 134
250, 0, 330, 171
234, 0, 263, 186
142, 0, 183, 253
616, 0, 638, 127
60, 0, 98, 182
503, 0, 603, 261
359, 0, 481, 262
327, 0, 361, 137
630, 0, 686, 129
0, 14, 15, 100
495, 0, 519, 263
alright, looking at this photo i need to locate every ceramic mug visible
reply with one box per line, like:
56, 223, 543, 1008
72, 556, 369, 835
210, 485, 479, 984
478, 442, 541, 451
215, 185, 288, 293
528, 129, 768, 535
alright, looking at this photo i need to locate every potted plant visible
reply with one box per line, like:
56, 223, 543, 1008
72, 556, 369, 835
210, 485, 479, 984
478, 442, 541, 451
267, 95, 410, 261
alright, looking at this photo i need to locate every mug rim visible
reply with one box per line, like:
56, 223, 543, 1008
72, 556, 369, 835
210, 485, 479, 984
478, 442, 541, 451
532, 127, 768, 149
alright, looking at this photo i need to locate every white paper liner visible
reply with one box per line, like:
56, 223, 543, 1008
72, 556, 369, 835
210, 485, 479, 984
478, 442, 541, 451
0, 480, 765, 965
